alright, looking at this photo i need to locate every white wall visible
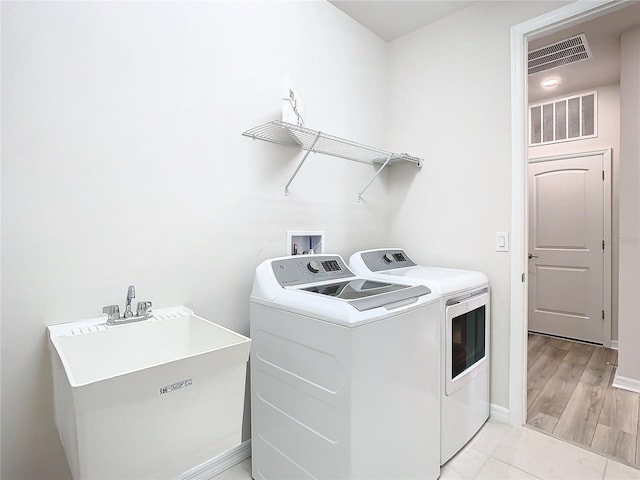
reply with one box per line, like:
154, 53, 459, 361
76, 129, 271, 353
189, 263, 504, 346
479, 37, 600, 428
386, 1, 569, 410
617, 27, 640, 384
0, 2, 393, 478
528, 84, 620, 340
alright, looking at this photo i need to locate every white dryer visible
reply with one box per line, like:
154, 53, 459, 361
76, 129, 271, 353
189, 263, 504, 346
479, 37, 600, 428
349, 248, 490, 464
250, 254, 441, 480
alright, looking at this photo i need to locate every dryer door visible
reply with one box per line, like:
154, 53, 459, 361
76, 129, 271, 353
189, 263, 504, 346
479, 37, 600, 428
445, 291, 490, 396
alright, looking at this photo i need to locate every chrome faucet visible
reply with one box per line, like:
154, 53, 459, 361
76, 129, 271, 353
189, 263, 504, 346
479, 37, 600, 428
102, 285, 152, 325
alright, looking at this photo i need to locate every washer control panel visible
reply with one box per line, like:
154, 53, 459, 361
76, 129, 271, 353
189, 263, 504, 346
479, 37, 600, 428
360, 249, 417, 272
272, 255, 354, 287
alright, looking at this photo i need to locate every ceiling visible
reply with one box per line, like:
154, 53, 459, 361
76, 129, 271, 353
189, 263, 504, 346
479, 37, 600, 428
329, 1, 640, 103
528, 2, 640, 102
329, 1, 473, 42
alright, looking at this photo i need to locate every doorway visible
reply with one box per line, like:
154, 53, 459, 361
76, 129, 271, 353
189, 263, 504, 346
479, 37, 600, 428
509, 0, 633, 428
516, 0, 640, 462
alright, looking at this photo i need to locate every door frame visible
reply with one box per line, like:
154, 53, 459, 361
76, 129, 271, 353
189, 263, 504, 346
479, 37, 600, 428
509, 0, 628, 426
528, 149, 612, 346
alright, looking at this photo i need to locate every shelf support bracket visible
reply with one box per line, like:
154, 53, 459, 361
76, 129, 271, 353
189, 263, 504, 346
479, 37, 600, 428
358, 154, 393, 201
284, 132, 321, 195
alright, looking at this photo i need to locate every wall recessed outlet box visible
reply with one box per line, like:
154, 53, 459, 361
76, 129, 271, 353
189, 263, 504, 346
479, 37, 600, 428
287, 230, 325, 255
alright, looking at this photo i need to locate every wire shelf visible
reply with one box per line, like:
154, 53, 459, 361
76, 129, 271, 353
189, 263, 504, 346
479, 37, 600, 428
242, 120, 423, 200
243, 121, 423, 167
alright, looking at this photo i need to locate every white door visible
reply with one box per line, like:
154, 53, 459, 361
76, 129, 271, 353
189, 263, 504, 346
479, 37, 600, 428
528, 153, 605, 344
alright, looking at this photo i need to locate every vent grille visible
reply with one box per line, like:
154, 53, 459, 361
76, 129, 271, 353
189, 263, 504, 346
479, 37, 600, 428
528, 34, 592, 75
530, 91, 597, 146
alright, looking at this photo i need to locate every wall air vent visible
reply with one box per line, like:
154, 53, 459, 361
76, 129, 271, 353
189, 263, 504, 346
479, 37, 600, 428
530, 90, 597, 146
528, 34, 592, 75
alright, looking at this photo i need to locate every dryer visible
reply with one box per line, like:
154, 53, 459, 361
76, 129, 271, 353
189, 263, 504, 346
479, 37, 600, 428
349, 248, 490, 464
250, 254, 441, 480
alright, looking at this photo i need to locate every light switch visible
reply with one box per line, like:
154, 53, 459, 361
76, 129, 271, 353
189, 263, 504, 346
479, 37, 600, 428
496, 232, 509, 252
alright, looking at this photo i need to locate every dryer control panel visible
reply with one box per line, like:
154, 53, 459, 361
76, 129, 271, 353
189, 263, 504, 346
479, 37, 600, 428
272, 255, 354, 287
359, 249, 417, 272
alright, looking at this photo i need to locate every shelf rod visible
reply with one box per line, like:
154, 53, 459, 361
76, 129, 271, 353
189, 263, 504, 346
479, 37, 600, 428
358, 153, 393, 201
284, 131, 321, 195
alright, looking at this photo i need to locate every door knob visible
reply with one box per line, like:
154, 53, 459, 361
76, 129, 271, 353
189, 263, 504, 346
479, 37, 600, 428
528, 253, 539, 259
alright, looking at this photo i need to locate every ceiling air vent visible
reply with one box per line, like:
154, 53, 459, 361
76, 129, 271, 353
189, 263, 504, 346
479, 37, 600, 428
528, 34, 592, 75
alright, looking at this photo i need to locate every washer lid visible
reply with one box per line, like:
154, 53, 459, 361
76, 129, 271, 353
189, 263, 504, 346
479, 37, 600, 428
350, 249, 488, 295
298, 279, 431, 312
386, 267, 488, 294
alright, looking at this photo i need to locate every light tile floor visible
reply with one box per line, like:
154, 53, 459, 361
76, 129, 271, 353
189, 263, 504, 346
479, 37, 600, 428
213, 420, 640, 479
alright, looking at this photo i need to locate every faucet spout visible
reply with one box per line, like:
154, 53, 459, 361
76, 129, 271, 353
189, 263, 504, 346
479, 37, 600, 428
124, 285, 136, 317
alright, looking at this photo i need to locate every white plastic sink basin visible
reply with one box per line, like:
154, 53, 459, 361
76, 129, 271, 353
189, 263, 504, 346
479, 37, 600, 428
48, 306, 251, 480
51, 309, 247, 386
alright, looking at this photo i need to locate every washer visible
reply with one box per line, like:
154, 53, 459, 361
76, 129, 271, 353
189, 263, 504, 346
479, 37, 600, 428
349, 248, 490, 465
250, 254, 441, 480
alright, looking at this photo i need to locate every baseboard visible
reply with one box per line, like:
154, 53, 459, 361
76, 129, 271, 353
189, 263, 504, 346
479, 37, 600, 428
612, 373, 640, 394
490, 403, 509, 423
611, 340, 619, 350
176, 440, 251, 480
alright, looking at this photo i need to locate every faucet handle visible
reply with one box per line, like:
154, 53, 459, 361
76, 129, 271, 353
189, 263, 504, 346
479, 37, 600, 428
136, 301, 152, 317
102, 304, 120, 321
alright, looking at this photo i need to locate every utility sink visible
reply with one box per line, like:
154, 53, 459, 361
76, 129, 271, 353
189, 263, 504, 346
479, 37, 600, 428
48, 306, 251, 480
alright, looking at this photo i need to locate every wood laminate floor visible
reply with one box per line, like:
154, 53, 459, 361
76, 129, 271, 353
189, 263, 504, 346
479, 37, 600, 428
527, 332, 640, 469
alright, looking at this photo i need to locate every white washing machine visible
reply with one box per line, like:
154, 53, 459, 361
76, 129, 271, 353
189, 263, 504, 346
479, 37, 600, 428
250, 254, 441, 480
350, 248, 490, 465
